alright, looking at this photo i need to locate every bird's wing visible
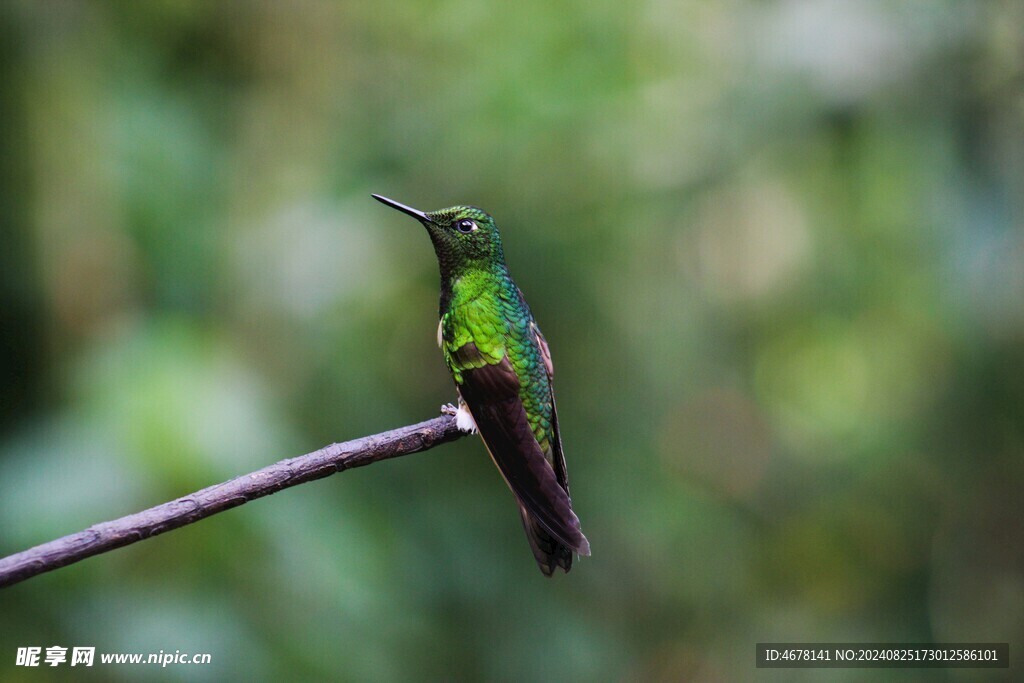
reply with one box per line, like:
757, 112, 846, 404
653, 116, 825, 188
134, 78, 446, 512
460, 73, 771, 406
449, 339, 588, 555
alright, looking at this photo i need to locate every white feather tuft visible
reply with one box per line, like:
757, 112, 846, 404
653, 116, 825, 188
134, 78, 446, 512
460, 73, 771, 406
455, 402, 478, 433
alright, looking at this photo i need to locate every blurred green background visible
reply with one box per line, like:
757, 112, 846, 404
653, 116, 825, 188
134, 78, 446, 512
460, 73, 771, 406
1, 0, 1022, 680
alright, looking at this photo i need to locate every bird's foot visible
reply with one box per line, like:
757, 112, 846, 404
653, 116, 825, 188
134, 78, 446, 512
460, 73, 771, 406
442, 401, 477, 433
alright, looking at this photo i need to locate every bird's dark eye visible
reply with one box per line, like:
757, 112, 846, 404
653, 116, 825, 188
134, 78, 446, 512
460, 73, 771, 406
455, 219, 477, 233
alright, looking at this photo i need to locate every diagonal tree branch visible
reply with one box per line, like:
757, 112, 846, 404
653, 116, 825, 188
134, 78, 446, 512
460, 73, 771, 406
0, 414, 469, 589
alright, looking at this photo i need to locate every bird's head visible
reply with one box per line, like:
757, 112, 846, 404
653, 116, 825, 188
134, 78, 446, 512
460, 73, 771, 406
372, 194, 506, 273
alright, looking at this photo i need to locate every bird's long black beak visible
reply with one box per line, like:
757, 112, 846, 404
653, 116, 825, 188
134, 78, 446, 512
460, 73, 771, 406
371, 194, 430, 222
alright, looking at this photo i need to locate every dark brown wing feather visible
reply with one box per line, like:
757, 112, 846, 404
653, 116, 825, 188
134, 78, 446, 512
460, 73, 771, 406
519, 394, 578, 574
457, 354, 588, 558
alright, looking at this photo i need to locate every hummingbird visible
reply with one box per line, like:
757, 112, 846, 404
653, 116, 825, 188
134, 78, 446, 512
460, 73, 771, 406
372, 194, 590, 575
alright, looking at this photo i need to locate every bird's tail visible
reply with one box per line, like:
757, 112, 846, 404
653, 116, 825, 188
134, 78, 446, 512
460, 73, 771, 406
518, 504, 576, 576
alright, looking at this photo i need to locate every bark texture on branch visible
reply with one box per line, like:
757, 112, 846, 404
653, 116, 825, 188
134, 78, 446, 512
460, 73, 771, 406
0, 415, 467, 589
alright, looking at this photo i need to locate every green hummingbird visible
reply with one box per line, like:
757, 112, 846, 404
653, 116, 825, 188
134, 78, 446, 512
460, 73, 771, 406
373, 194, 590, 575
